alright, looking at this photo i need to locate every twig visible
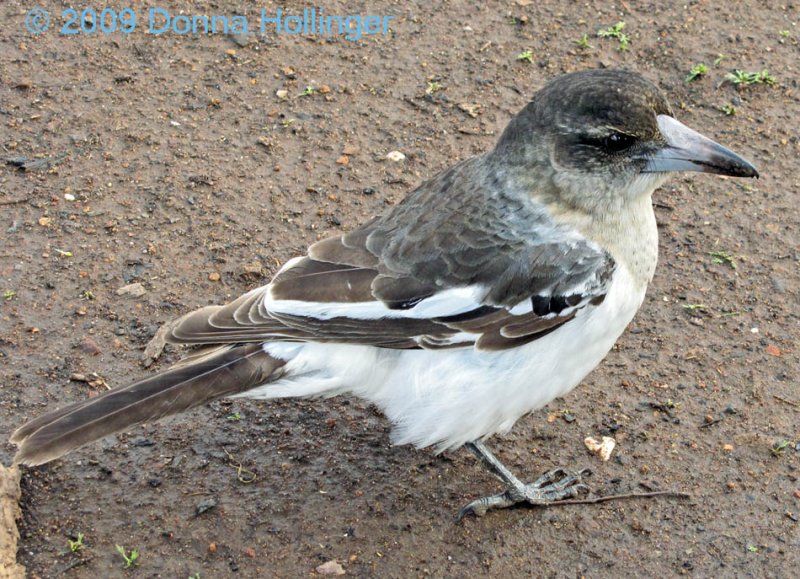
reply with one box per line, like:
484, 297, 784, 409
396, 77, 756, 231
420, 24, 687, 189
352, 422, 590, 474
0, 198, 27, 206
773, 394, 799, 408
56, 556, 93, 576
699, 418, 723, 428
222, 448, 257, 484
546, 490, 691, 507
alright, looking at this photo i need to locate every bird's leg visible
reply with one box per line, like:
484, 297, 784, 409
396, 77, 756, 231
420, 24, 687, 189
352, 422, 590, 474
458, 440, 590, 520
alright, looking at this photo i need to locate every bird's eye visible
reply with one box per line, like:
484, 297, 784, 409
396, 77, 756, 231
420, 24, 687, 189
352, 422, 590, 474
602, 132, 637, 152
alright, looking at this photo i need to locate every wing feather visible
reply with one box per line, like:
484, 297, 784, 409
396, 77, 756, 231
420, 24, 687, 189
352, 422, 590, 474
168, 155, 616, 352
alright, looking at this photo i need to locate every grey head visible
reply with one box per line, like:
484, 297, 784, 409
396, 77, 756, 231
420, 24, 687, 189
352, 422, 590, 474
491, 69, 758, 215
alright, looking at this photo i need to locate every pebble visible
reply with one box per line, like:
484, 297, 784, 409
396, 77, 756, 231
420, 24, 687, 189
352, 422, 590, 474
584, 436, 616, 461
386, 150, 406, 162
80, 336, 102, 356
765, 344, 782, 357
116, 282, 146, 297
64, 193, 76, 201
316, 560, 345, 576
208, 272, 221, 282
195, 498, 217, 516
241, 261, 263, 279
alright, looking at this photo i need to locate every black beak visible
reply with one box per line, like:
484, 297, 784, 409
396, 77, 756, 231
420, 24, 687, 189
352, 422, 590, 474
640, 115, 759, 178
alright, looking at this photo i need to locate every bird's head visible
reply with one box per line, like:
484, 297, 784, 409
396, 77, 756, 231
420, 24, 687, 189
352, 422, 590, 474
494, 69, 758, 215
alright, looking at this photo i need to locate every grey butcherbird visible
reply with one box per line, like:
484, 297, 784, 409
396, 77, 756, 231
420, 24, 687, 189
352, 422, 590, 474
11, 69, 757, 519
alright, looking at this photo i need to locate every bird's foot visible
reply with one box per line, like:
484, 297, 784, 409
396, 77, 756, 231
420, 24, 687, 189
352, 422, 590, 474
457, 466, 590, 520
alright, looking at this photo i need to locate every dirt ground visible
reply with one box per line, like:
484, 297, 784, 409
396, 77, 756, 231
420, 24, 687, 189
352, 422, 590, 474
1, 1, 798, 577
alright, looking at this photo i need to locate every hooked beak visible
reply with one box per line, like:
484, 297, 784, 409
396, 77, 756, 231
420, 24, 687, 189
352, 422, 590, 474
640, 115, 759, 178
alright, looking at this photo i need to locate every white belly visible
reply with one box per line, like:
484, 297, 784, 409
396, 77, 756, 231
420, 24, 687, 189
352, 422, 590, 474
240, 266, 646, 451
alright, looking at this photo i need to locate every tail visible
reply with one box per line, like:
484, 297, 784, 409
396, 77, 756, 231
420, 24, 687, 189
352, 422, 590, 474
11, 344, 284, 466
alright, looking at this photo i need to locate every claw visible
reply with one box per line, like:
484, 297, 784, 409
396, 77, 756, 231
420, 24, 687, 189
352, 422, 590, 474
458, 441, 593, 520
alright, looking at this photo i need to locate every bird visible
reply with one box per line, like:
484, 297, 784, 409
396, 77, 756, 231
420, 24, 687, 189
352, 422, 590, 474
11, 69, 758, 518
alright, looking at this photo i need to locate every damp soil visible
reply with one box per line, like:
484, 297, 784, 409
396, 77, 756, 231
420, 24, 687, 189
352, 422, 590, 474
1, 1, 798, 577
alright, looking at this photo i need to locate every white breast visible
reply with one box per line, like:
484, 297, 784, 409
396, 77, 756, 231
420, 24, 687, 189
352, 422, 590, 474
238, 265, 646, 452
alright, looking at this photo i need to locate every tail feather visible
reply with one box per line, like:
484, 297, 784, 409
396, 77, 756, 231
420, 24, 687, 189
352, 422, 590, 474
12, 344, 284, 466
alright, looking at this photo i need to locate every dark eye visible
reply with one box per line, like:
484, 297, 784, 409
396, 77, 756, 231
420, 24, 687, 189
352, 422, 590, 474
602, 132, 637, 152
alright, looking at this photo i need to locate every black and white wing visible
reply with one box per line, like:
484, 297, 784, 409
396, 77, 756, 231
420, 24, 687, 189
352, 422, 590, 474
170, 158, 616, 351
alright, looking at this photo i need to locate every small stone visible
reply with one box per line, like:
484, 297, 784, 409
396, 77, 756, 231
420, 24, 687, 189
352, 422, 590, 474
316, 560, 345, 575
722, 443, 734, 452
318, 85, 331, 94
241, 261, 263, 279
584, 436, 616, 461
336, 155, 349, 165
793, 489, 800, 499
38, 216, 52, 227
208, 542, 217, 554
208, 272, 221, 282
276, 89, 289, 100
765, 344, 782, 357
386, 150, 406, 162
80, 336, 102, 356
458, 103, 481, 118
195, 498, 217, 516
64, 193, 76, 201
116, 282, 146, 297
242, 547, 256, 558
342, 144, 359, 156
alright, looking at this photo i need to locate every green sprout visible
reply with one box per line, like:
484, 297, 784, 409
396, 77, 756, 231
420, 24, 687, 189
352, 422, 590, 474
575, 33, 592, 49
298, 86, 315, 97
714, 54, 726, 66
516, 49, 533, 63
771, 439, 792, 456
68, 532, 85, 553
725, 69, 776, 86
686, 63, 708, 82
598, 21, 630, 50
779, 30, 790, 38
3, 290, 16, 301
227, 412, 241, 421
720, 104, 736, 116
54, 248, 73, 257
425, 81, 443, 95
116, 545, 139, 568
708, 251, 737, 269
747, 544, 759, 553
